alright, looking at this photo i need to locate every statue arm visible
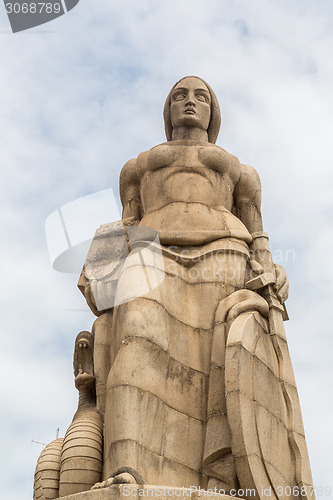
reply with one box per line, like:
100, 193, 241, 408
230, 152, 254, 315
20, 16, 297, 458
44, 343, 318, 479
233, 164, 289, 304
119, 157, 142, 223
78, 158, 142, 316
233, 163, 263, 235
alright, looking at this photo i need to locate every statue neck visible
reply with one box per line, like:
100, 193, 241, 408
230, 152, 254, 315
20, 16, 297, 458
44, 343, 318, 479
171, 127, 208, 142
78, 385, 96, 409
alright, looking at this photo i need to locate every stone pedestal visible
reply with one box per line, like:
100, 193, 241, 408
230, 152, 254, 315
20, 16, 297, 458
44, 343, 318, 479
59, 485, 242, 500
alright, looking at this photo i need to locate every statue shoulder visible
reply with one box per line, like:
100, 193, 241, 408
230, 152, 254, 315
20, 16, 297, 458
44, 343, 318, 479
216, 144, 239, 158
234, 163, 261, 204
119, 158, 140, 205
119, 151, 148, 188
120, 158, 138, 184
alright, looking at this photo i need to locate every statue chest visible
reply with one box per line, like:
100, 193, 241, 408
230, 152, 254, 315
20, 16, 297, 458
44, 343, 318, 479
141, 143, 235, 177
138, 143, 238, 210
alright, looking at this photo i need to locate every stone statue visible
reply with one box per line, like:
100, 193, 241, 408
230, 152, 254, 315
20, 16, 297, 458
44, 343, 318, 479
33, 331, 103, 499
59, 331, 103, 496
34, 76, 315, 499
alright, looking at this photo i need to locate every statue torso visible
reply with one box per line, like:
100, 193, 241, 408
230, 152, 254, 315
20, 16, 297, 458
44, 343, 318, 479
136, 141, 251, 245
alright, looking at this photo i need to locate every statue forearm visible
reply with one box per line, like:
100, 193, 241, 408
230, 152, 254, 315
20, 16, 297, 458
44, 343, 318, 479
249, 231, 274, 273
248, 231, 289, 306
234, 195, 289, 305
122, 198, 142, 223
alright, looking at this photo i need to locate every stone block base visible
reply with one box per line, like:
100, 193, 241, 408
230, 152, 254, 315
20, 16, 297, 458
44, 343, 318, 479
59, 485, 242, 500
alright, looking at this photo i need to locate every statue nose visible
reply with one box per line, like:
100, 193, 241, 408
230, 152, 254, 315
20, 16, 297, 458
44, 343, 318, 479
185, 97, 195, 106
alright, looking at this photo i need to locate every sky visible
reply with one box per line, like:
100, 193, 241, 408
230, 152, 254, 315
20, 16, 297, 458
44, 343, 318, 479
0, 0, 332, 498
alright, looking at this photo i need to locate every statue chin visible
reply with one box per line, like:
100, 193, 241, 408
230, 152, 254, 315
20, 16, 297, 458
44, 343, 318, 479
74, 372, 95, 389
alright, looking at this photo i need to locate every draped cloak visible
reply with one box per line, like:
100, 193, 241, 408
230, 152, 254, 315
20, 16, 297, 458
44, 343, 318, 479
79, 223, 314, 498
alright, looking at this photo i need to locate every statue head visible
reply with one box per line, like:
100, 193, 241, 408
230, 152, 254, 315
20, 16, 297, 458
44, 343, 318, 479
73, 330, 95, 389
163, 76, 221, 144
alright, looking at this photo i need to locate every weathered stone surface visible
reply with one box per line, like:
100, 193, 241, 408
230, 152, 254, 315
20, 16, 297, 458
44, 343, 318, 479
34, 77, 315, 500
34, 438, 63, 499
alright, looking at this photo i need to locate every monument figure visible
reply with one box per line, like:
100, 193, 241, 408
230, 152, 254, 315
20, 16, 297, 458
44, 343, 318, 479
34, 77, 315, 499
33, 331, 103, 499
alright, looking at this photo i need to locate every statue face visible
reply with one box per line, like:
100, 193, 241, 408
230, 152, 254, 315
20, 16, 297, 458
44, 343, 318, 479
74, 333, 94, 378
170, 77, 211, 132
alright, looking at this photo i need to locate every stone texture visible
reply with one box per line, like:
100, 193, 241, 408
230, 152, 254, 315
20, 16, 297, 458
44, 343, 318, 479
34, 438, 63, 499
225, 308, 313, 498
34, 77, 314, 500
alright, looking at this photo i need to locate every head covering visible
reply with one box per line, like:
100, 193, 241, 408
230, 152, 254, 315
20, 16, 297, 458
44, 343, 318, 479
73, 330, 94, 376
163, 76, 221, 144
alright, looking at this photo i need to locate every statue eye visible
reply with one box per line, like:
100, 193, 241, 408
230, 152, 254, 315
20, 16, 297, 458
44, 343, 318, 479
196, 93, 208, 103
173, 92, 186, 101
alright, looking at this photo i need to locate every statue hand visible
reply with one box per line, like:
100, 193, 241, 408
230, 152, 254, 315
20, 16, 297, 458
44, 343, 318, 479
122, 216, 136, 226
273, 264, 289, 304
